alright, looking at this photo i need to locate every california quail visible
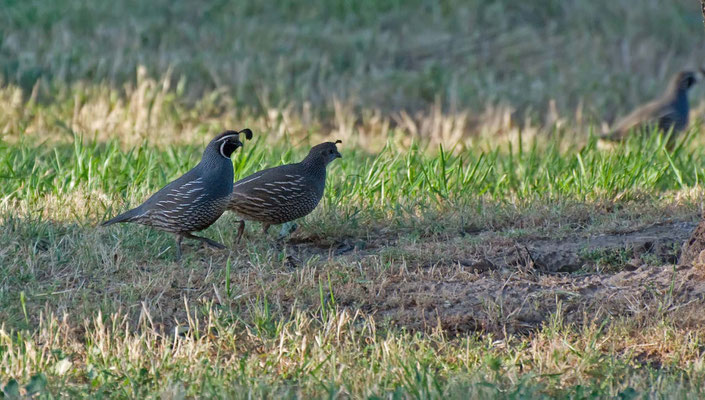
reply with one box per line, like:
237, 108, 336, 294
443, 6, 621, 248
227, 140, 342, 242
102, 129, 253, 259
600, 70, 701, 146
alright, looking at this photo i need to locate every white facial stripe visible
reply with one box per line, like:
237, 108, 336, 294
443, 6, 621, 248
217, 135, 242, 158
215, 134, 239, 143
219, 141, 231, 159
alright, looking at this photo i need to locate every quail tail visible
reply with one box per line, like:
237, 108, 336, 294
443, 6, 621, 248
101, 207, 143, 227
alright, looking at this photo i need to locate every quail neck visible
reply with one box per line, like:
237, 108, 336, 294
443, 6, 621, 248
666, 82, 689, 108
300, 151, 328, 183
673, 90, 689, 121
665, 72, 696, 102
195, 133, 242, 195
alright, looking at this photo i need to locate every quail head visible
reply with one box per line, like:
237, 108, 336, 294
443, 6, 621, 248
227, 140, 342, 242
601, 70, 701, 147
102, 129, 253, 259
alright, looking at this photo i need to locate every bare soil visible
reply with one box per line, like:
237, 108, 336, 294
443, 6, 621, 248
278, 220, 705, 336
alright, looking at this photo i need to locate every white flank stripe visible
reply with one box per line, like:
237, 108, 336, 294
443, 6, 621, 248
235, 174, 264, 187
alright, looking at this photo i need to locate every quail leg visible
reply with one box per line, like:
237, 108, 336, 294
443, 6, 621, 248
262, 224, 271, 235
175, 234, 184, 261
183, 232, 226, 249
277, 222, 298, 240
235, 220, 246, 244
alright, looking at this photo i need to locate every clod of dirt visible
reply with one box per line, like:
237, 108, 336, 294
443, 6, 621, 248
679, 219, 705, 267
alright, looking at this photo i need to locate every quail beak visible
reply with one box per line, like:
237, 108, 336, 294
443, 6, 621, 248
233, 138, 244, 149
335, 151, 342, 159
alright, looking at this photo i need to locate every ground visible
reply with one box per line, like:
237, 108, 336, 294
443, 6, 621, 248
3, 0, 705, 398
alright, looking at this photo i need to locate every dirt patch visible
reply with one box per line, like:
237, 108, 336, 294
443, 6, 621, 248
287, 221, 695, 273
518, 220, 695, 273
281, 220, 704, 336
344, 262, 705, 337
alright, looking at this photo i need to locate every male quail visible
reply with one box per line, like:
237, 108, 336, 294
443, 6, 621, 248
102, 129, 253, 259
227, 140, 342, 242
600, 70, 701, 146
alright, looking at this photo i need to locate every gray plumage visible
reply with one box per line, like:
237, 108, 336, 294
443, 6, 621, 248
102, 129, 253, 259
601, 70, 700, 145
227, 141, 342, 242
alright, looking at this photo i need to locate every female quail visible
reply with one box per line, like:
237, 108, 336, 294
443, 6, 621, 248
102, 129, 253, 259
227, 140, 342, 242
601, 70, 701, 146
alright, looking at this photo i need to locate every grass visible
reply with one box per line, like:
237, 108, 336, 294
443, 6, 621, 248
3, 0, 705, 398
4, 308, 705, 398
2, 130, 703, 208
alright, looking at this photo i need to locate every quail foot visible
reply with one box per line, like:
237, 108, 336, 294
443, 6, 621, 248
102, 129, 253, 259
227, 140, 342, 243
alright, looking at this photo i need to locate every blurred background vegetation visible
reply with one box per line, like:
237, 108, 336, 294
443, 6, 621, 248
1, 0, 704, 144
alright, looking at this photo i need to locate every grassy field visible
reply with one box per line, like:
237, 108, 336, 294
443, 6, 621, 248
3, 0, 705, 398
